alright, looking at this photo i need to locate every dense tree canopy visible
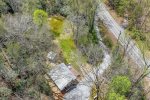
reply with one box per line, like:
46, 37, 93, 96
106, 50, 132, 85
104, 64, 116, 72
0, 0, 149, 100
107, 92, 125, 100
110, 76, 131, 95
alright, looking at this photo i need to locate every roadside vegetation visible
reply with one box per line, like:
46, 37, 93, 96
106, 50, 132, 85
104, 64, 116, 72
98, 19, 114, 50
106, 0, 150, 57
107, 76, 131, 100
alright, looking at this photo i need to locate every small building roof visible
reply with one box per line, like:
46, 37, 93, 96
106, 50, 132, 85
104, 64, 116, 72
47, 52, 56, 60
48, 63, 76, 91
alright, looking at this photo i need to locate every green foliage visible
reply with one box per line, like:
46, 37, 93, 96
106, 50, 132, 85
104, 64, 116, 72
88, 30, 99, 44
130, 28, 146, 41
78, 29, 99, 46
103, 37, 113, 49
0, 87, 12, 97
107, 76, 131, 100
108, 0, 130, 15
60, 38, 76, 63
0, 87, 12, 98
4, 70, 18, 82
78, 34, 103, 66
49, 0, 69, 16
49, 16, 64, 36
27, 88, 39, 99
0, 52, 4, 65
98, 20, 113, 49
116, 0, 129, 15
59, 37, 85, 70
78, 35, 89, 46
22, 0, 39, 13
128, 2, 143, 29
0, 0, 7, 16
107, 92, 125, 100
6, 42, 21, 59
129, 87, 146, 100
110, 76, 131, 95
33, 9, 48, 26
0, 18, 5, 36
109, 0, 143, 29
12, 79, 26, 95
37, 76, 52, 96
0, 1, 55, 99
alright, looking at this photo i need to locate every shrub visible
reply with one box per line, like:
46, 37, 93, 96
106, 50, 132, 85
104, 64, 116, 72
88, 30, 99, 44
108, 0, 130, 16
107, 92, 126, 100
78, 35, 89, 46
130, 28, 146, 41
0, 1, 7, 16
116, 0, 130, 15
103, 37, 113, 49
110, 76, 131, 95
128, 2, 143, 29
0, 87, 12, 97
6, 42, 21, 59
36, 76, 52, 96
38, 80, 52, 95
98, 20, 113, 49
49, 16, 64, 36
27, 88, 39, 99
33, 9, 48, 26
12, 79, 26, 96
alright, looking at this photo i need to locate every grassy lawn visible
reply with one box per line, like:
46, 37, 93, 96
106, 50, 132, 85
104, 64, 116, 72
49, 16, 87, 71
59, 38, 85, 70
49, 16, 64, 36
59, 38, 76, 63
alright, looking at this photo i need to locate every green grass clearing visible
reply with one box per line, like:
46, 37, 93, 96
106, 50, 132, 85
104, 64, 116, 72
49, 16, 87, 71
59, 38, 76, 62
59, 38, 84, 70
49, 16, 64, 36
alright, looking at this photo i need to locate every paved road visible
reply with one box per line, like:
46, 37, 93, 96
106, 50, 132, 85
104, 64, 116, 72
97, 3, 150, 67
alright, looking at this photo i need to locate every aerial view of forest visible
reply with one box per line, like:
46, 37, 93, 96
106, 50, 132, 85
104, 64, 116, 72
0, 0, 150, 100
